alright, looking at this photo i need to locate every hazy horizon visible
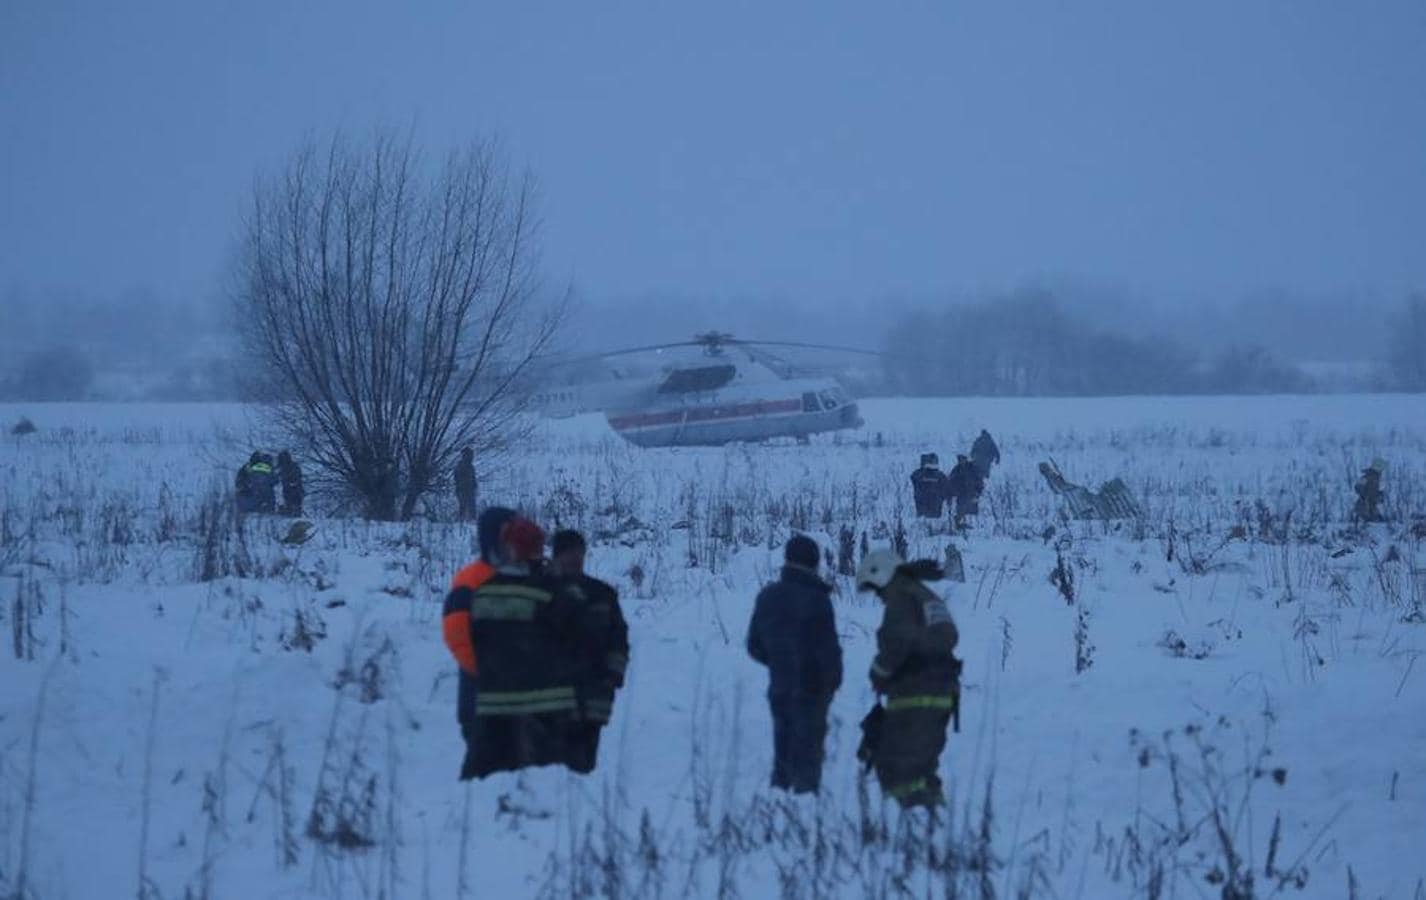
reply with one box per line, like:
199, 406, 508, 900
5, 1, 1425, 321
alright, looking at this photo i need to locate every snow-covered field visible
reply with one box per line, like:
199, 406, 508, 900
2, 396, 1424, 899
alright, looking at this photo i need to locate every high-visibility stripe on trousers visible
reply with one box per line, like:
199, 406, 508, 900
887, 777, 931, 800
582, 698, 613, 723
874, 706, 951, 809
476, 686, 578, 716
885, 694, 957, 712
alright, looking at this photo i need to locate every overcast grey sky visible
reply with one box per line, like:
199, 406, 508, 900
3, 1, 1424, 311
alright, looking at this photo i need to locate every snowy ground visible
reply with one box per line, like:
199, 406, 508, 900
2, 396, 1424, 899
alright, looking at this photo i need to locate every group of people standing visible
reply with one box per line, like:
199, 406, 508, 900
437, 510, 960, 809
236, 445, 478, 521
747, 536, 962, 808
235, 450, 304, 516
441, 508, 629, 779
910, 429, 1000, 528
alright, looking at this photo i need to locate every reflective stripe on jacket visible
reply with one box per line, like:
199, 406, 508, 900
467, 571, 585, 719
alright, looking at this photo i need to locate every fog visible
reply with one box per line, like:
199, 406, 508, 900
3, 1, 1424, 398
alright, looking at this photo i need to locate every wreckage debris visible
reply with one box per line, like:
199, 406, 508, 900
1038, 461, 1142, 521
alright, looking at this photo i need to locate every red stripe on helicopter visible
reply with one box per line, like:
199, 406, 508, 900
608, 399, 803, 432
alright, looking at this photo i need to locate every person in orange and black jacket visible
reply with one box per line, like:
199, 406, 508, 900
442, 506, 516, 775
460, 516, 590, 779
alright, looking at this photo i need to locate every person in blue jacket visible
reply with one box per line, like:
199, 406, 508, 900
746, 535, 843, 793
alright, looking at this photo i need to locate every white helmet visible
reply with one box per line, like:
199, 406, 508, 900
856, 548, 904, 591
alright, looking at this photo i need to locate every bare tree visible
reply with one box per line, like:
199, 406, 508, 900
235, 130, 561, 520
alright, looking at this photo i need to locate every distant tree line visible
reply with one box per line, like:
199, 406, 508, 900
0, 285, 1422, 401
1388, 293, 1426, 392
0, 287, 245, 401
881, 288, 1317, 396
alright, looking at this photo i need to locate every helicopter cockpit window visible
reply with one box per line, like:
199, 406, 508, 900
802, 392, 819, 412
818, 391, 839, 410
657, 364, 736, 394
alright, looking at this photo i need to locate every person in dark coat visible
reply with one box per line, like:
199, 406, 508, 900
235, 451, 277, 514
1354, 459, 1386, 523
235, 458, 255, 513
946, 454, 982, 528
746, 535, 843, 793
443, 506, 516, 774
458, 516, 590, 779
856, 548, 961, 809
910, 453, 950, 519
454, 447, 478, 522
276, 450, 304, 517
549, 530, 630, 774
970, 429, 1000, 480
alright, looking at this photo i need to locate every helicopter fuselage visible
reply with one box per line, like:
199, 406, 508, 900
529, 335, 877, 448
604, 377, 863, 448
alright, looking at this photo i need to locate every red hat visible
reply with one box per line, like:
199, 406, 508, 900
500, 517, 546, 563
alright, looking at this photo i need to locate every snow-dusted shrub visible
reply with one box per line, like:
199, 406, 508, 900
194, 488, 255, 582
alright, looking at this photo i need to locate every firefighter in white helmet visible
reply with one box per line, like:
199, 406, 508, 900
855, 547, 962, 808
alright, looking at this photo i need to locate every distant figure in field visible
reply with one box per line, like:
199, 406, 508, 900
276, 450, 304, 517
235, 451, 277, 514
947, 454, 982, 528
970, 429, 1000, 480
454, 447, 478, 521
910, 453, 950, 519
746, 535, 843, 794
1354, 459, 1386, 523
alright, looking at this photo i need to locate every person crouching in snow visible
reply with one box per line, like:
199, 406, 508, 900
746, 535, 843, 794
856, 548, 961, 809
235, 451, 277, 514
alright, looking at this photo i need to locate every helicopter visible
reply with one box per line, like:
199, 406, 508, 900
531, 332, 879, 448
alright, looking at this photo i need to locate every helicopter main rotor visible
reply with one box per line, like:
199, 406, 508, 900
547, 333, 882, 367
